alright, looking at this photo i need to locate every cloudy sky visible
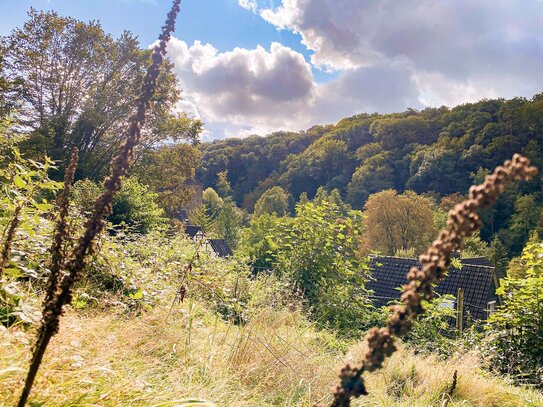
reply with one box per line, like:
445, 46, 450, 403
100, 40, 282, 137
2, 0, 543, 140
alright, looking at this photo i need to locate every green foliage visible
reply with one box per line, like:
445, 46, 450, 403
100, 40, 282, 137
370, 115, 435, 149
347, 152, 394, 208
215, 198, 244, 249
109, 177, 166, 234
505, 194, 542, 255
216, 170, 233, 198
461, 231, 490, 258
238, 213, 280, 271
266, 200, 374, 334
199, 95, 543, 260
361, 189, 437, 255
189, 204, 216, 234
1, 9, 191, 179
253, 186, 289, 217
133, 143, 202, 215
71, 179, 102, 213
202, 187, 223, 216
485, 241, 543, 387
404, 295, 457, 355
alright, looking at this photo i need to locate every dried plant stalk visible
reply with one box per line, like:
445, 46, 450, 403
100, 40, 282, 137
43, 147, 79, 307
17, 2, 181, 405
329, 154, 538, 407
0, 204, 21, 279
16, 148, 79, 406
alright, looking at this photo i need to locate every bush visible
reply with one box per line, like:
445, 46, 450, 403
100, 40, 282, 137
110, 177, 166, 233
73, 177, 166, 234
484, 240, 543, 387
268, 200, 377, 334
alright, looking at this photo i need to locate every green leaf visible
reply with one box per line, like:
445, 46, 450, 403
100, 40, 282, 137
13, 175, 26, 188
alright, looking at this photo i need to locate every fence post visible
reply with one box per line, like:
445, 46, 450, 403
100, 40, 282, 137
456, 288, 464, 337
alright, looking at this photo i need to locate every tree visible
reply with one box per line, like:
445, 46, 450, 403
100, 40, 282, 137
133, 142, 201, 215
407, 146, 467, 195
312, 187, 351, 215
216, 170, 233, 198
347, 153, 394, 208
486, 236, 509, 277
238, 214, 281, 271
369, 115, 435, 149
202, 187, 223, 216
1, 10, 197, 179
253, 186, 289, 217
73, 176, 166, 234
189, 204, 215, 234
215, 198, 244, 249
360, 189, 436, 255
109, 177, 165, 234
271, 200, 373, 333
505, 194, 542, 255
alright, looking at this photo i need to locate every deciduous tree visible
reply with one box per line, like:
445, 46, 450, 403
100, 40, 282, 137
253, 186, 289, 217
360, 189, 436, 255
1, 9, 198, 178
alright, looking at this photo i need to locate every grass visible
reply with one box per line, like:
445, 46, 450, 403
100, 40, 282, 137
1, 298, 542, 407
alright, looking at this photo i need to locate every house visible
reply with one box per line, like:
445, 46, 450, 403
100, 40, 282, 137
184, 225, 206, 241
366, 255, 500, 321
205, 238, 233, 258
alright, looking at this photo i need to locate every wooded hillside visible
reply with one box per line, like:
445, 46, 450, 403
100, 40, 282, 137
199, 95, 543, 256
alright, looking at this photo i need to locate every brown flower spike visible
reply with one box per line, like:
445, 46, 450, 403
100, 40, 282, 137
329, 154, 538, 407
17, 1, 182, 405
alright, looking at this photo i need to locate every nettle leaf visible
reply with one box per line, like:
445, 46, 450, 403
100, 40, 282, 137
13, 175, 26, 189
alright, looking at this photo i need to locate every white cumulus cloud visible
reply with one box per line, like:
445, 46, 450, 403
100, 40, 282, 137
259, 0, 543, 107
167, 37, 421, 139
170, 0, 543, 138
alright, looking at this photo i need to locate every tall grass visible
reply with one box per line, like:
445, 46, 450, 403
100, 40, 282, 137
1, 300, 541, 406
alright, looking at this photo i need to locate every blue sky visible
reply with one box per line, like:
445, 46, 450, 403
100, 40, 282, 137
0, 0, 333, 82
2, 0, 543, 140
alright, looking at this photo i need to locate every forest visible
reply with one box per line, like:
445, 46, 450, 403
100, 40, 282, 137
1, 2, 543, 407
198, 95, 543, 259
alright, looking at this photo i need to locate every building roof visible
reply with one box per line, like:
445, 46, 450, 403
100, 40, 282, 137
367, 255, 499, 320
208, 238, 233, 258
185, 225, 204, 238
461, 257, 493, 267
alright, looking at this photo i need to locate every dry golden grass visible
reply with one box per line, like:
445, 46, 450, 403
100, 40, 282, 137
1, 301, 542, 406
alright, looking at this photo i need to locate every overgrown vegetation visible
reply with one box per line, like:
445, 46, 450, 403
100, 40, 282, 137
0, 3, 542, 407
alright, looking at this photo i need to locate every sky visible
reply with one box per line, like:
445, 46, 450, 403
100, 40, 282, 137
1, 0, 543, 140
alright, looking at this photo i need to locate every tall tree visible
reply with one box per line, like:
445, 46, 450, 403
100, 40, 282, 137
133, 142, 201, 215
216, 198, 244, 248
1, 9, 198, 178
202, 187, 224, 216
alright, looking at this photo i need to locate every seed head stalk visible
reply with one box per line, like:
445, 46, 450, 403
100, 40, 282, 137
17, 1, 182, 405
0, 204, 21, 279
329, 154, 538, 407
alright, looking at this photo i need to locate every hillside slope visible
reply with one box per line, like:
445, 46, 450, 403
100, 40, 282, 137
2, 302, 542, 406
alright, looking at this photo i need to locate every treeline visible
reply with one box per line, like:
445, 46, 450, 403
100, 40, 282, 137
199, 96, 543, 256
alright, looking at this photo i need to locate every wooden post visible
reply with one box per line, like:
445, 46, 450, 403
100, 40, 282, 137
456, 288, 464, 336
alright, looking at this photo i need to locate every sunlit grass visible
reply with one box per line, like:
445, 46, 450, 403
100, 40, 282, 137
1, 300, 541, 406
